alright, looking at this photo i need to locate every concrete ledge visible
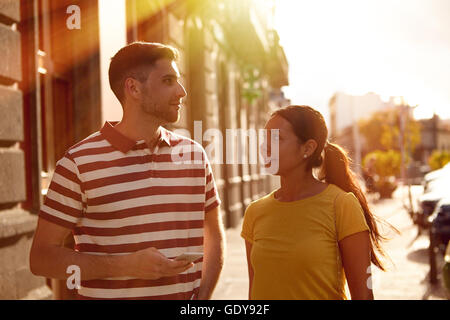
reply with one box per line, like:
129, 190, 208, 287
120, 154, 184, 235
15, 266, 47, 299
0, 209, 37, 240
0, 0, 20, 24
21, 285, 53, 300
0, 211, 44, 299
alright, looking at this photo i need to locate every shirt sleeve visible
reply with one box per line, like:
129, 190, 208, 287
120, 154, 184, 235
203, 150, 221, 214
39, 154, 84, 230
335, 192, 369, 241
240, 203, 255, 243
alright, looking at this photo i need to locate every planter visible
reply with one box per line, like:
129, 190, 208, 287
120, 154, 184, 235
376, 179, 397, 199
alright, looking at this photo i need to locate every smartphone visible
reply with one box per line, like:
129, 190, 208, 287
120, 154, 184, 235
174, 252, 203, 263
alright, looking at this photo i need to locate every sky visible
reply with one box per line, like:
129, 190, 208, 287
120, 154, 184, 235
273, 0, 450, 122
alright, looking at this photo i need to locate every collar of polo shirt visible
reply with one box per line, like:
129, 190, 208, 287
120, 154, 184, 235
100, 121, 172, 153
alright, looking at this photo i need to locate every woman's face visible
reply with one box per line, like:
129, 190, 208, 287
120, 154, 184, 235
261, 114, 305, 176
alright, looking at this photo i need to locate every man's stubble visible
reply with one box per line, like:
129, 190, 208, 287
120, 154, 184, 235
140, 88, 179, 124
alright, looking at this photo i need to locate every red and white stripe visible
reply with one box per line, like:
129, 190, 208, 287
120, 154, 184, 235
39, 124, 220, 299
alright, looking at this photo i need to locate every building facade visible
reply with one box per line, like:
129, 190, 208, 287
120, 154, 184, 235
417, 115, 450, 164
328, 92, 420, 171
329, 92, 387, 140
0, 0, 288, 299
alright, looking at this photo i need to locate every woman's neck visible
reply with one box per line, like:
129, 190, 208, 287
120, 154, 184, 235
277, 167, 327, 202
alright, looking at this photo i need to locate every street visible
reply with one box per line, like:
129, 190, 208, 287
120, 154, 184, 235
371, 185, 447, 300
212, 185, 448, 300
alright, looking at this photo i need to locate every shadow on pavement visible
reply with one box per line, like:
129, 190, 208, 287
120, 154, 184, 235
406, 249, 448, 300
406, 248, 429, 264
421, 275, 448, 300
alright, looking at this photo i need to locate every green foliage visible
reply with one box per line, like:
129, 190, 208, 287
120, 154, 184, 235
428, 150, 450, 171
363, 150, 401, 198
359, 111, 393, 151
241, 66, 262, 105
187, 1, 263, 105
359, 108, 421, 155
364, 150, 401, 178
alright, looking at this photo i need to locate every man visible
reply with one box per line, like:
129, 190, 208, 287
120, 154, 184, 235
30, 42, 225, 300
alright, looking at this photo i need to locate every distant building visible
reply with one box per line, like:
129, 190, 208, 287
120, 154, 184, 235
328, 92, 388, 173
437, 119, 450, 152
416, 115, 450, 164
329, 92, 387, 140
328, 92, 418, 173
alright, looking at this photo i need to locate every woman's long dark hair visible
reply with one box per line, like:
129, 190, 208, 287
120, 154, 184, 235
272, 105, 397, 271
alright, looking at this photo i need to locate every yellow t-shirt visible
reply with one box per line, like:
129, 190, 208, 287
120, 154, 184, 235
241, 184, 369, 300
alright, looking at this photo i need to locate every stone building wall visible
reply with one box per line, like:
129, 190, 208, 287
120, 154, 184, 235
0, 0, 50, 299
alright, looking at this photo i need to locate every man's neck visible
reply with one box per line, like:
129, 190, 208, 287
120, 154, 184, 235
114, 113, 164, 151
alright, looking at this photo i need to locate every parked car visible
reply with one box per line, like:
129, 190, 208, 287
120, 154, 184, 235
428, 197, 450, 252
416, 168, 450, 228
406, 161, 427, 186
443, 241, 450, 298
422, 163, 450, 191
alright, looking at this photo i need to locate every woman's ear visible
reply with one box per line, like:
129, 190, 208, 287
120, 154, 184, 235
303, 139, 318, 158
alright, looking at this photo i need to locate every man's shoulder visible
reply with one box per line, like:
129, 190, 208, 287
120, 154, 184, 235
64, 130, 107, 159
165, 128, 205, 151
164, 129, 213, 167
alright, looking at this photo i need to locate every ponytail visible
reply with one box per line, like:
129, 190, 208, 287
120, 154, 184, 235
320, 142, 397, 271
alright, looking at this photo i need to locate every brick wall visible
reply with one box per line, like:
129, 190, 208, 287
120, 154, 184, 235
0, 0, 50, 299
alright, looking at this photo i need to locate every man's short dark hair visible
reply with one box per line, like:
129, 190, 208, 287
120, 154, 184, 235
108, 42, 179, 104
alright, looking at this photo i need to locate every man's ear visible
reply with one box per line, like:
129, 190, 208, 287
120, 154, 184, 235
124, 77, 141, 100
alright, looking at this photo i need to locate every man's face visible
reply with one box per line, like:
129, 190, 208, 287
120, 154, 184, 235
139, 58, 187, 123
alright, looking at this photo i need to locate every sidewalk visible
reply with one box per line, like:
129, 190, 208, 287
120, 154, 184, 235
371, 186, 447, 300
211, 186, 448, 300
211, 219, 248, 300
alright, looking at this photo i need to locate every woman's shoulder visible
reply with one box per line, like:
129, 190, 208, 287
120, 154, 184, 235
327, 184, 360, 206
245, 190, 277, 212
326, 185, 364, 217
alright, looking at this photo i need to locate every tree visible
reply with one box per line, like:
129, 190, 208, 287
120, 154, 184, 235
428, 150, 450, 171
358, 107, 421, 160
363, 150, 401, 198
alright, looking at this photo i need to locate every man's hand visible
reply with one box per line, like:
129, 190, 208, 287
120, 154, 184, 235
128, 247, 194, 280
30, 218, 195, 281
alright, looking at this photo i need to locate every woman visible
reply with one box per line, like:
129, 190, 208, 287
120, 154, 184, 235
241, 105, 394, 300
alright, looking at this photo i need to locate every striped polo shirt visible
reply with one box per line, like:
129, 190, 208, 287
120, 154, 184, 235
39, 122, 221, 299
